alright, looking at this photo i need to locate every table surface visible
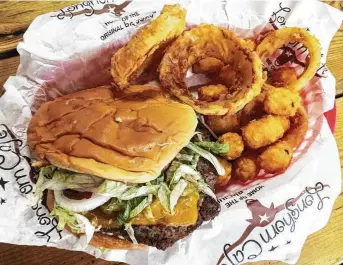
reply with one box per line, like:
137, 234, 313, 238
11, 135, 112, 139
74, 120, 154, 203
0, 2, 342, 265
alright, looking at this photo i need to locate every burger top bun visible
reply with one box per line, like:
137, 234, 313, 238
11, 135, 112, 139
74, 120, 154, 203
28, 85, 197, 183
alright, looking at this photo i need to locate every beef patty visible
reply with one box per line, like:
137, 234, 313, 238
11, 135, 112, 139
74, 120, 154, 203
99, 158, 221, 250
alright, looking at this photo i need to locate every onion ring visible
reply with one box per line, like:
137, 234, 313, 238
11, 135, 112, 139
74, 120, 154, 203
159, 24, 265, 115
282, 105, 308, 148
244, 39, 257, 51
111, 4, 186, 89
256, 27, 321, 91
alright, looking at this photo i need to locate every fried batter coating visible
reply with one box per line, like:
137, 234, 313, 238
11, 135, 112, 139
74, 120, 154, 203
245, 39, 257, 51
256, 27, 320, 91
193, 57, 224, 74
267, 67, 298, 87
159, 24, 264, 115
264, 88, 301, 117
205, 113, 241, 134
240, 92, 266, 126
233, 153, 260, 182
217, 64, 242, 93
111, 5, 186, 88
258, 141, 293, 173
198, 84, 228, 102
282, 106, 308, 148
242, 115, 290, 149
218, 132, 244, 160
216, 158, 232, 186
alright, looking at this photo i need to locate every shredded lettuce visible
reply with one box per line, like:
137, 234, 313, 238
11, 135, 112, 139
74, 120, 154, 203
169, 164, 188, 187
149, 174, 165, 185
74, 213, 96, 246
181, 182, 198, 197
129, 195, 153, 219
124, 223, 138, 244
34, 166, 57, 202
34, 168, 53, 202
117, 200, 133, 226
52, 170, 103, 190
189, 153, 200, 169
186, 142, 225, 175
143, 205, 155, 221
168, 163, 201, 189
117, 195, 153, 230
161, 161, 218, 215
166, 161, 182, 182
50, 204, 85, 233
176, 165, 216, 200
167, 163, 200, 188
34, 167, 102, 203
157, 183, 171, 213
170, 179, 188, 214
175, 150, 200, 169
97, 180, 158, 201
196, 179, 217, 200
178, 164, 201, 181
194, 141, 229, 155
100, 198, 125, 214
99, 247, 110, 254
175, 153, 194, 162
120, 185, 159, 200
193, 131, 204, 142
40, 165, 56, 179
96, 180, 129, 197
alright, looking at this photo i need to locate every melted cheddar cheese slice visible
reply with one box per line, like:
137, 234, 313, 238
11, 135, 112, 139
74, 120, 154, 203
133, 192, 199, 226
87, 192, 199, 228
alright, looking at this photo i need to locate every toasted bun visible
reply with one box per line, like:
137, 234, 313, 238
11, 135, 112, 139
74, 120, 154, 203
28, 85, 197, 183
46, 191, 146, 250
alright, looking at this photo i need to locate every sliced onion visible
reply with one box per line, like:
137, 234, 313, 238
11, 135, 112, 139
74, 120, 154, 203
54, 190, 111, 213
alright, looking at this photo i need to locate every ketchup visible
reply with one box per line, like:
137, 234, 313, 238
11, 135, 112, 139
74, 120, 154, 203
63, 189, 92, 200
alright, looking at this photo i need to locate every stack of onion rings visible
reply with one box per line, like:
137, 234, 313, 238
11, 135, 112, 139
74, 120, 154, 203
159, 24, 265, 115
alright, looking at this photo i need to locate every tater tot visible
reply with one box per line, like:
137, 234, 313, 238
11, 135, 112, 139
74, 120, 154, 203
264, 88, 301, 116
233, 153, 260, 182
242, 115, 290, 149
218, 132, 244, 160
268, 67, 298, 87
198, 84, 228, 102
216, 158, 232, 186
240, 92, 266, 126
218, 64, 239, 92
205, 113, 241, 134
258, 141, 293, 173
218, 60, 259, 94
282, 106, 308, 148
193, 57, 224, 74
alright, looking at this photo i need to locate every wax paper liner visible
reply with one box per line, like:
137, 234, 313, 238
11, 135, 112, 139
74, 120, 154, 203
0, 1, 342, 264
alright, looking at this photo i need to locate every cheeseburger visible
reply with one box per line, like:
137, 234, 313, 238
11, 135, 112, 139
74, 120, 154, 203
28, 85, 227, 250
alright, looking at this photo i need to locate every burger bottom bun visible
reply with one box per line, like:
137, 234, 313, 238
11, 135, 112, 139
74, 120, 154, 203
46, 190, 146, 250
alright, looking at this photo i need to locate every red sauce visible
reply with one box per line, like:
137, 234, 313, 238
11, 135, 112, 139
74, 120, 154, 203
63, 189, 92, 200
